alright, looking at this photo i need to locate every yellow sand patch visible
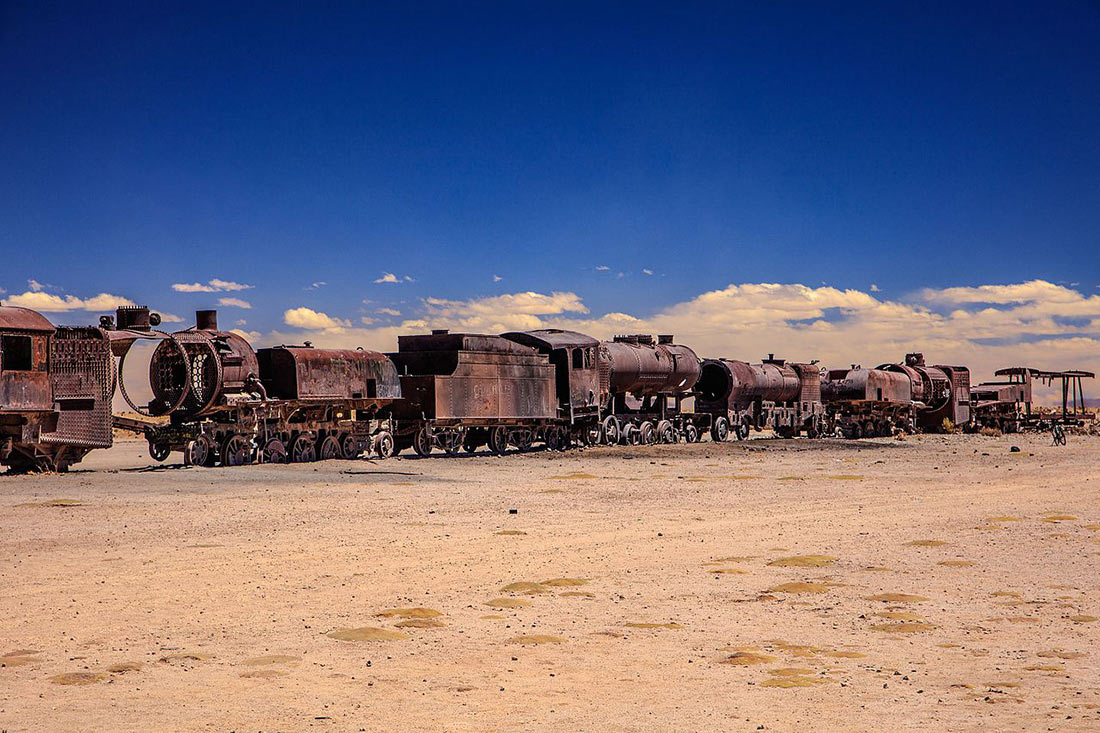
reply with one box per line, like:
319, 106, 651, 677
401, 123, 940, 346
777, 476, 805, 481
376, 607, 442, 619
541, 578, 588, 587
870, 622, 935, 633
703, 556, 755, 565
106, 662, 143, 673
1083, 524, 1100, 531
711, 568, 748, 574
559, 591, 595, 598
768, 667, 816, 676
16, 499, 82, 508
239, 670, 287, 679
768, 582, 831, 594
625, 622, 682, 629
50, 672, 106, 685
938, 560, 975, 567
988, 516, 1021, 522
1023, 665, 1063, 672
906, 540, 949, 547
990, 591, 1021, 598
1069, 615, 1097, 623
822, 650, 866, 659
874, 611, 923, 621
1037, 650, 1084, 659
1003, 617, 1040, 624
1041, 515, 1077, 522
767, 555, 838, 568
501, 582, 551, 594
485, 597, 531, 609
761, 675, 823, 687
720, 651, 777, 666
495, 530, 527, 536
241, 655, 299, 666
865, 593, 929, 603
326, 627, 408, 642
548, 472, 598, 480
508, 635, 565, 645
480, 614, 507, 620
395, 619, 445, 628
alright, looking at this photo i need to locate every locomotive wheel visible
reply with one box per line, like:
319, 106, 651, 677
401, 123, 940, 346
319, 436, 342, 461
222, 434, 253, 467
462, 430, 482, 454
341, 434, 361, 459
600, 416, 620, 446
655, 420, 674, 444
263, 438, 288, 464
620, 423, 637, 445
184, 435, 214, 467
488, 427, 509, 455
849, 423, 863, 439
710, 417, 729, 443
510, 429, 534, 452
291, 434, 317, 463
683, 423, 699, 444
545, 427, 563, 452
374, 430, 396, 459
149, 442, 172, 462
413, 427, 433, 457
639, 421, 656, 445
438, 430, 463, 455
862, 421, 876, 438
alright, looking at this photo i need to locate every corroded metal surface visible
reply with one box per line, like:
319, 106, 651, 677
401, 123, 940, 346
601, 335, 700, 397
258, 346, 400, 400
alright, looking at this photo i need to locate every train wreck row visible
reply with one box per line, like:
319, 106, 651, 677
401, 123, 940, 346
0, 304, 1094, 472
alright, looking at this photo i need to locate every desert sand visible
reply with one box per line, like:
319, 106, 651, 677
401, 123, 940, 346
1, 432, 1098, 731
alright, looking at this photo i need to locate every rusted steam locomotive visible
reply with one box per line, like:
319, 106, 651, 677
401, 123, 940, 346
0, 304, 158, 472
118, 310, 402, 466
820, 353, 970, 437
121, 310, 708, 466
695, 354, 824, 440
969, 367, 1095, 432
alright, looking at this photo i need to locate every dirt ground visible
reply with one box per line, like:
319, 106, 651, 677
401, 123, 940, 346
1, 432, 1098, 731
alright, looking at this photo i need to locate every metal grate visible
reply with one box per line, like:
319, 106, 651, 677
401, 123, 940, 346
42, 327, 114, 448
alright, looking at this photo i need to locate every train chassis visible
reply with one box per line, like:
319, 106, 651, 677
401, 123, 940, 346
135, 403, 395, 467
826, 403, 914, 439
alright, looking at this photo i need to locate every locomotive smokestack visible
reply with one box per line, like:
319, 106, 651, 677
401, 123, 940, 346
431, 329, 449, 335
196, 310, 218, 331
658, 334, 674, 344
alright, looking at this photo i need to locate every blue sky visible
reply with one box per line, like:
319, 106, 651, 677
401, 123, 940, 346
1, 1, 1099, 383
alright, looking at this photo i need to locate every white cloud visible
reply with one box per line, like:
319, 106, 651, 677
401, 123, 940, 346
493, 275, 503, 282
235, 318, 247, 326
642, 269, 654, 276
217, 297, 252, 309
283, 307, 351, 332
172, 279, 253, 293
595, 265, 610, 271
158, 312, 183, 323
374, 273, 414, 284
28, 279, 46, 292
306, 281, 327, 290
5, 290, 136, 312
870, 284, 880, 292
377, 307, 401, 317
230, 328, 261, 341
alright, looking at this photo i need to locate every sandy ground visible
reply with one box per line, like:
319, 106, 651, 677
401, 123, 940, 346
1, 432, 1098, 732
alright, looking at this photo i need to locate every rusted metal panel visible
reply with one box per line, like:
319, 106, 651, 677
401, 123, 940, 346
42, 327, 114, 448
602, 335, 700, 396
502, 329, 602, 420
0, 306, 54, 332
696, 358, 812, 410
821, 367, 913, 404
258, 346, 401, 400
389, 332, 556, 421
0, 331, 51, 412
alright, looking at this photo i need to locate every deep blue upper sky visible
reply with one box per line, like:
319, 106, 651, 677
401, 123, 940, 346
2, 1, 1098, 325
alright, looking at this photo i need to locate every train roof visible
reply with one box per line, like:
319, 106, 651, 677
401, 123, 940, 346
396, 331, 535, 354
0, 305, 55, 332
502, 329, 599, 350
994, 366, 1096, 379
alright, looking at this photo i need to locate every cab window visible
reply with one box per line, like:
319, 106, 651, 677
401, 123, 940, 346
572, 348, 583, 369
1, 335, 33, 371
